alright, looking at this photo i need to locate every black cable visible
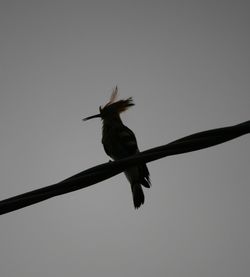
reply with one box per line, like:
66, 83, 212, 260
0, 121, 249, 215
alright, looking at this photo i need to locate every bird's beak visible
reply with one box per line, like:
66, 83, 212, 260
82, 113, 101, 121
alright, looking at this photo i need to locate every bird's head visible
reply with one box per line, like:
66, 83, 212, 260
83, 86, 134, 121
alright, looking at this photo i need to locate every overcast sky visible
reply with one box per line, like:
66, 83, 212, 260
0, 1, 249, 277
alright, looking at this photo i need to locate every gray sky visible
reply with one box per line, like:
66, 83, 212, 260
0, 1, 249, 276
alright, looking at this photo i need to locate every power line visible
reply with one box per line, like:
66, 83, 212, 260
0, 120, 249, 215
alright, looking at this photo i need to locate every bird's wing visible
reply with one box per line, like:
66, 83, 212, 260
117, 125, 138, 155
103, 125, 139, 159
119, 126, 151, 187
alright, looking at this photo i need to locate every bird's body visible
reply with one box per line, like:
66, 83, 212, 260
101, 114, 150, 208
83, 87, 150, 208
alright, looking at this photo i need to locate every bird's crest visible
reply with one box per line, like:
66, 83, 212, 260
106, 86, 118, 106
101, 86, 134, 113
83, 87, 134, 121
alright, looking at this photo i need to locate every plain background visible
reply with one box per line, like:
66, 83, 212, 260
0, 1, 249, 276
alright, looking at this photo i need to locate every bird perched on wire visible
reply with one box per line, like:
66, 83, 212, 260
83, 87, 151, 208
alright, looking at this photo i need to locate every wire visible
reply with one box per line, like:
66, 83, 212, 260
0, 120, 249, 215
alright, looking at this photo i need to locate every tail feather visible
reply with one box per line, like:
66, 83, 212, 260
125, 165, 150, 209
131, 183, 144, 209
140, 164, 151, 188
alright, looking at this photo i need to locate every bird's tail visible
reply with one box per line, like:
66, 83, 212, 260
131, 183, 145, 209
125, 167, 146, 209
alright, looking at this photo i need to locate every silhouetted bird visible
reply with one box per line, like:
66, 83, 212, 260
83, 87, 151, 208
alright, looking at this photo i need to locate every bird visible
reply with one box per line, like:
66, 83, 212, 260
83, 87, 151, 208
